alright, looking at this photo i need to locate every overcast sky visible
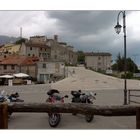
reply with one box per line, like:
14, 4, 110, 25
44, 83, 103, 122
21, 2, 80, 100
0, 10, 140, 65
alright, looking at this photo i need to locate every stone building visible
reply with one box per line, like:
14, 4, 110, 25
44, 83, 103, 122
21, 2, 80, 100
46, 35, 77, 65
0, 35, 77, 65
0, 43, 21, 55
29, 36, 46, 44
85, 52, 112, 71
0, 35, 77, 83
37, 61, 65, 83
0, 55, 37, 78
19, 36, 51, 61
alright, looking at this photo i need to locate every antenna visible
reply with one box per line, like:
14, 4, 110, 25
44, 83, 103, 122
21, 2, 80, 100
20, 27, 22, 38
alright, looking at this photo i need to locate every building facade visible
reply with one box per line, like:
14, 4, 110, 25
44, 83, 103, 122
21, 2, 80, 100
0, 55, 37, 78
37, 61, 65, 83
19, 41, 51, 62
85, 52, 112, 71
0, 35, 77, 83
0, 35, 77, 65
46, 35, 77, 65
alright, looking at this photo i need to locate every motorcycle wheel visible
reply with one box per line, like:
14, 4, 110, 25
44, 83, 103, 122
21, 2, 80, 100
48, 113, 61, 127
16, 99, 24, 102
85, 114, 94, 122
72, 113, 77, 115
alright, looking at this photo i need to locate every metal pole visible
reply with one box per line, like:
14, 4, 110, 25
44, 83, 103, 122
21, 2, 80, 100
123, 11, 127, 105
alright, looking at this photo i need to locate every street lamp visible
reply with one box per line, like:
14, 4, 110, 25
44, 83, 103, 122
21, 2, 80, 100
114, 11, 127, 105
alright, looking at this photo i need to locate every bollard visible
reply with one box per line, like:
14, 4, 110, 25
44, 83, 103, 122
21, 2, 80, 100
0, 103, 8, 129
128, 90, 130, 104
136, 108, 140, 129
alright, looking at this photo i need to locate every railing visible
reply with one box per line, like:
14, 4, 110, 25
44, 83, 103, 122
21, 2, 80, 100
1, 103, 140, 129
128, 89, 140, 104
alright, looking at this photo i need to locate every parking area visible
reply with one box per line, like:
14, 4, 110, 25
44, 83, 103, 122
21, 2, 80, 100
1, 85, 135, 129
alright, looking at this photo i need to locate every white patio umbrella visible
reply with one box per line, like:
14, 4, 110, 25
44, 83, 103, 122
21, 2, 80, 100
13, 73, 29, 78
0, 75, 14, 78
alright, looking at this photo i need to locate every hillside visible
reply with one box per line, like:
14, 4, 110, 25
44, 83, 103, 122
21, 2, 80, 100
0, 35, 19, 45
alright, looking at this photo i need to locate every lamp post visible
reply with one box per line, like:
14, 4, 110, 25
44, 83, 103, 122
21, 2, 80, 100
114, 11, 127, 105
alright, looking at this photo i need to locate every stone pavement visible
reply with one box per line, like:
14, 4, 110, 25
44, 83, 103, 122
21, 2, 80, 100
52, 66, 140, 91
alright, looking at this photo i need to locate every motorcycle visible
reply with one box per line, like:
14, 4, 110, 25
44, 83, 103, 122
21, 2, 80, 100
0, 90, 24, 118
8, 92, 24, 116
8, 92, 24, 103
71, 90, 96, 122
46, 89, 68, 127
0, 90, 10, 103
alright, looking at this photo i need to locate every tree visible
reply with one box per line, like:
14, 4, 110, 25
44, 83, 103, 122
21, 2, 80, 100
112, 53, 139, 73
15, 38, 26, 44
116, 53, 124, 72
77, 51, 85, 64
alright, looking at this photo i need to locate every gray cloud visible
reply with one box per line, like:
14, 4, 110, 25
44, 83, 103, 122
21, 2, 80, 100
46, 11, 118, 35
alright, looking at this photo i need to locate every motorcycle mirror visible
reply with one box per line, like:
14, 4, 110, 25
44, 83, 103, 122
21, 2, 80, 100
15, 92, 19, 97
64, 95, 68, 98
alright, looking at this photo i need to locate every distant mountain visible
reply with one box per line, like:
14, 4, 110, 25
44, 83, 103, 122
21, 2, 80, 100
0, 35, 20, 45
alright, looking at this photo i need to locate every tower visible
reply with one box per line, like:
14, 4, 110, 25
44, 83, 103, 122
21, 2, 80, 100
20, 27, 22, 38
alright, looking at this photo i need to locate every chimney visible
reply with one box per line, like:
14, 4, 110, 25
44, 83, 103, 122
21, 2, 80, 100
54, 35, 58, 42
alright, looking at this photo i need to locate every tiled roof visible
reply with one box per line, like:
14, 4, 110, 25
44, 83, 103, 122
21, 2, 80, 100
0, 56, 4, 62
85, 52, 112, 56
0, 55, 37, 65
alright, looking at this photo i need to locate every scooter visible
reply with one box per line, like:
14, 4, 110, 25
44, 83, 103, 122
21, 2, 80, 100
71, 90, 96, 122
46, 89, 68, 127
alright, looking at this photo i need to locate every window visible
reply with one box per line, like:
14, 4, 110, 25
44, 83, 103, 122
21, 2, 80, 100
30, 47, 32, 50
48, 54, 50, 58
43, 63, 46, 68
11, 65, 15, 70
28, 54, 30, 56
98, 56, 101, 60
4, 65, 7, 70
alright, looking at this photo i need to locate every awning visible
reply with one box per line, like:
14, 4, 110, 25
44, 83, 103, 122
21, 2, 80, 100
13, 73, 29, 78
0, 75, 14, 78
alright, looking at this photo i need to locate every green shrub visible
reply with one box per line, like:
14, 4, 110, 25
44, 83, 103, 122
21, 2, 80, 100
121, 72, 133, 79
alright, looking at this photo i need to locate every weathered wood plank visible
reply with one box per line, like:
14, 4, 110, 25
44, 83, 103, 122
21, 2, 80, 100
0, 103, 8, 129
8, 103, 140, 116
